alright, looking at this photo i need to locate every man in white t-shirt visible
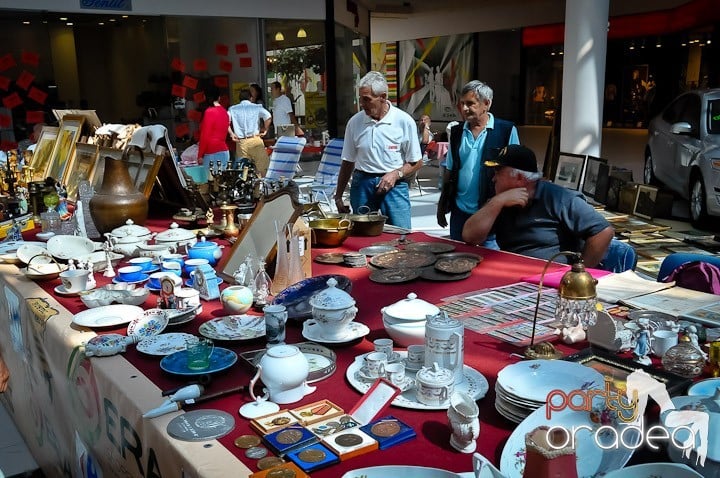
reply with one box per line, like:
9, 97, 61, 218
270, 81, 303, 136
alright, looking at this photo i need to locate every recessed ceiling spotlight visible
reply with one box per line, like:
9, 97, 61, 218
60, 17, 68, 21
122, 15, 128, 18
22, 21, 30, 25
98, 22, 105, 25
66, 22, 73, 26
109, 18, 116, 22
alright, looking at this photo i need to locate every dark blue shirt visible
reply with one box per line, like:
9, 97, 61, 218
494, 181, 610, 262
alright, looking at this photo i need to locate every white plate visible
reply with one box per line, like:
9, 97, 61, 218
497, 360, 604, 403
16, 243, 50, 264
73, 304, 144, 328
136, 333, 195, 356
0, 240, 45, 254
302, 320, 370, 344
127, 309, 169, 338
346, 351, 489, 410
198, 315, 265, 341
55, 284, 95, 297
500, 397, 638, 478
47, 235, 96, 260
603, 463, 703, 478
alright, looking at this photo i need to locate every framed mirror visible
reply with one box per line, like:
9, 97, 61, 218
217, 189, 303, 282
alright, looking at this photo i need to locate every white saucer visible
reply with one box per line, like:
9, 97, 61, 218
302, 321, 370, 344
55, 284, 93, 296
390, 375, 415, 392
403, 358, 424, 371
355, 366, 385, 383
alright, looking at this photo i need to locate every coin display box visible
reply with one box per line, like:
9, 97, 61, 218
360, 415, 416, 449
262, 424, 318, 457
308, 414, 363, 437
249, 409, 299, 435
289, 399, 344, 426
286, 442, 340, 473
321, 428, 378, 461
249, 462, 310, 478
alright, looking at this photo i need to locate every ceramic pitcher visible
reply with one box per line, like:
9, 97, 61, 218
425, 311, 465, 385
248, 344, 316, 404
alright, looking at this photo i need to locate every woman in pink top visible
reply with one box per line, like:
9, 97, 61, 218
198, 86, 230, 171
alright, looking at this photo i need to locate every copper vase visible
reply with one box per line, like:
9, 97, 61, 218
89, 155, 149, 234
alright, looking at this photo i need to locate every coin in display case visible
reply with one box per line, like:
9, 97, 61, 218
257, 456, 286, 470
297, 448, 326, 463
271, 417, 292, 426
267, 468, 297, 478
371, 420, 401, 438
334, 433, 363, 447
276, 428, 303, 445
234, 434, 261, 449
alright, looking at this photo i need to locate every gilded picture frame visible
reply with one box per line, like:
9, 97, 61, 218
46, 115, 85, 183
30, 126, 59, 180
62, 142, 98, 201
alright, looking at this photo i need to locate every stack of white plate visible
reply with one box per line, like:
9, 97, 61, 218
495, 359, 605, 423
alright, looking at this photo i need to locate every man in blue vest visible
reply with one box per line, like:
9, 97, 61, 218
436, 80, 520, 244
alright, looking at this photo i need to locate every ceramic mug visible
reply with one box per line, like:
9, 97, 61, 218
407, 344, 425, 366
652, 330, 679, 357
59, 269, 90, 293
373, 338, 394, 360
185, 337, 214, 370
175, 287, 201, 310
128, 256, 154, 272
385, 362, 406, 386
364, 351, 388, 378
161, 261, 182, 276
264, 304, 288, 346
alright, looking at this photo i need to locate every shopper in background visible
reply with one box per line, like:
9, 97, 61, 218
228, 89, 272, 175
333, 71, 423, 229
436, 80, 520, 244
197, 86, 230, 171
249, 83, 264, 106
418, 114, 434, 154
270, 81, 303, 136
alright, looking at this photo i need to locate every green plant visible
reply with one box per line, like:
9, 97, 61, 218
272, 46, 325, 85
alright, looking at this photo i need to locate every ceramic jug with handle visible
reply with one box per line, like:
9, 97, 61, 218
247, 344, 316, 404
425, 311, 465, 385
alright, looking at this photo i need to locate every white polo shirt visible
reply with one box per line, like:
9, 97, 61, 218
228, 101, 271, 137
272, 94, 293, 126
341, 102, 422, 173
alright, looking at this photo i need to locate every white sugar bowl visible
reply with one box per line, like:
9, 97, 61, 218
382, 292, 440, 347
416, 362, 454, 406
308, 277, 357, 340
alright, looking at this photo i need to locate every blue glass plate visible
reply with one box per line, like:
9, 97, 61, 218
272, 274, 352, 321
159, 347, 238, 376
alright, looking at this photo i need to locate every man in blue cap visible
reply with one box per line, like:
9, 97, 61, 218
462, 145, 614, 266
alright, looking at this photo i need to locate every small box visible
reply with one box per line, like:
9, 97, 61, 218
263, 424, 318, 457
286, 442, 340, 473
321, 428, 378, 461
249, 409, 299, 435
290, 399, 344, 426
360, 415, 417, 449
308, 414, 363, 438
249, 462, 309, 478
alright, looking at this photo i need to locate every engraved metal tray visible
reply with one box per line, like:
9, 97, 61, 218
370, 250, 436, 269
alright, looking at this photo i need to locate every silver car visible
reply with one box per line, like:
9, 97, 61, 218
644, 88, 720, 225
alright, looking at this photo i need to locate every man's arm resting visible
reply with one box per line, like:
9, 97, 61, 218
582, 226, 615, 267
461, 196, 506, 245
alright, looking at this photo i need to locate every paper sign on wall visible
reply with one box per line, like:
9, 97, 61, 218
239, 57, 252, 68
27, 87, 47, 104
235, 43, 249, 54
193, 59, 208, 72
219, 60, 232, 73
170, 58, 186, 72
182, 75, 198, 90
192, 92, 206, 104
171, 84, 187, 98
21, 51, 39, 67
2, 92, 22, 109
16, 70, 34, 90
215, 44, 229, 56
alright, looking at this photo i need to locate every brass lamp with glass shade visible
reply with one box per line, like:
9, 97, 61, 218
525, 251, 598, 360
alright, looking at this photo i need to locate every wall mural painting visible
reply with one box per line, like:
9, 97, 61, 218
398, 34, 473, 121
371, 42, 398, 104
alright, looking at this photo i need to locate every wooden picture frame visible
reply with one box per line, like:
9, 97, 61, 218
633, 184, 660, 220
582, 155, 608, 199
593, 162, 611, 204
62, 142, 98, 201
216, 189, 303, 282
46, 115, 84, 182
125, 146, 164, 198
30, 126, 59, 180
564, 347, 691, 396
553, 152, 586, 190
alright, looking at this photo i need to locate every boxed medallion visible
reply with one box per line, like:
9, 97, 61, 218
263, 424, 318, 456
249, 462, 309, 478
286, 442, 340, 473
249, 409, 299, 435
360, 415, 416, 449
289, 399, 344, 425
308, 414, 362, 438
322, 428, 378, 460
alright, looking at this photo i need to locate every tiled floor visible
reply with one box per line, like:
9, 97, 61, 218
0, 400, 39, 477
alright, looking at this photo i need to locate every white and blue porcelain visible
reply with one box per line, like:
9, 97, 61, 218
187, 236, 223, 266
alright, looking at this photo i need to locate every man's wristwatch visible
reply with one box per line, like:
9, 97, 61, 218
397, 169, 404, 179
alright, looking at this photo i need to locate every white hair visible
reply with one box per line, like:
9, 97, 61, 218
462, 80, 493, 104
509, 168, 542, 181
358, 71, 388, 96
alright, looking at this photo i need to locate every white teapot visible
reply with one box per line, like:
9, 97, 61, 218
248, 345, 316, 404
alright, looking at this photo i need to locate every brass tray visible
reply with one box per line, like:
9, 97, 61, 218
370, 250, 436, 269
369, 268, 421, 284
434, 256, 480, 274
435, 252, 484, 263
314, 252, 346, 264
405, 242, 456, 254
420, 267, 471, 282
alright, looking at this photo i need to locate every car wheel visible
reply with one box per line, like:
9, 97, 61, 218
690, 175, 709, 226
643, 151, 658, 185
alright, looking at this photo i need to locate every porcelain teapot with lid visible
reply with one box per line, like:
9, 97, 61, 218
247, 344, 316, 404
308, 277, 358, 340
187, 236, 223, 266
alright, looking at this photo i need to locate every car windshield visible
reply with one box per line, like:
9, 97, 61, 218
709, 99, 720, 134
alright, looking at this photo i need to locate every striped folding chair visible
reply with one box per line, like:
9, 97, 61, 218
308, 138, 344, 208
265, 136, 307, 182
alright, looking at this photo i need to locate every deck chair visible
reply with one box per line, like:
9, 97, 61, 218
306, 138, 344, 208
265, 136, 307, 182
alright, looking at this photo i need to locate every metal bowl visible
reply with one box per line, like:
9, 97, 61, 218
309, 218, 352, 247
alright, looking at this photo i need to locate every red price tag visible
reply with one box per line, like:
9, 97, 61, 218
16, 70, 35, 90
239, 57, 252, 68
170, 57, 186, 72
2, 92, 22, 109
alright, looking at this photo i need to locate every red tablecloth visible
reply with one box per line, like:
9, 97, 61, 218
37, 225, 661, 476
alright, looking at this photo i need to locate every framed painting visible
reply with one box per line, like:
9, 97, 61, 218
62, 143, 98, 201
582, 155, 608, 199
553, 152, 586, 190
30, 126, 59, 180
46, 115, 84, 183
633, 184, 660, 220
125, 146, 164, 198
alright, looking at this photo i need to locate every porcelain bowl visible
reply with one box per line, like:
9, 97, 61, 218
46, 235, 97, 261
22, 262, 68, 281
382, 314, 426, 346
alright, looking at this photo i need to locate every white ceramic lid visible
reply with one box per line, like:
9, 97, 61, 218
155, 222, 195, 243
382, 292, 439, 322
110, 219, 152, 238
309, 277, 356, 310
416, 362, 453, 386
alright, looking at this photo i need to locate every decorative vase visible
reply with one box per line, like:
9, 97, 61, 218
89, 155, 148, 234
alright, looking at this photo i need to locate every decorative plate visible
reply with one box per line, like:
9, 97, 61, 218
127, 309, 169, 338
272, 274, 352, 321
160, 347, 238, 376
369, 268, 421, 284
420, 268, 471, 282
302, 320, 370, 344
602, 463, 703, 478
435, 252, 484, 263
198, 315, 265, 341
687, 377, 720, 396
345, 351, 488, 411
166, 306, 201, 326
16, 243, 50, 264
314, 253, 346, 264
405, 242, 456, 254
0, 240, 46, 254
434, 256, 480, 274
500, 397, 638, 478
55, 284, 95, 297
73, 304, 144, 328
136, 332, 195, 356
46, 235, 96, 260
370, 250, 436, 269
358, 245, 397, 256
496, 360, 604, 403
240, 342, 337, 383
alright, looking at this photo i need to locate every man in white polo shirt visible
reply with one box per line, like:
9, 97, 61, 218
228, 89, 272, 175
270, 81, 303, 137
333, 71, 423, 228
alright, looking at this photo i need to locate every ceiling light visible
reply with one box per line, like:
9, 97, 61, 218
98, 22, 104, 25
66, 22, 73, 26
297, 28, 307, 38
109, 18, 116, 22
60, 17, 67, 21
22, 21, 30, 25
122, 15, 128, 18
275, 32, 284, 41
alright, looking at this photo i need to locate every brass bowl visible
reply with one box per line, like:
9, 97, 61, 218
309, 218, 352, 247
